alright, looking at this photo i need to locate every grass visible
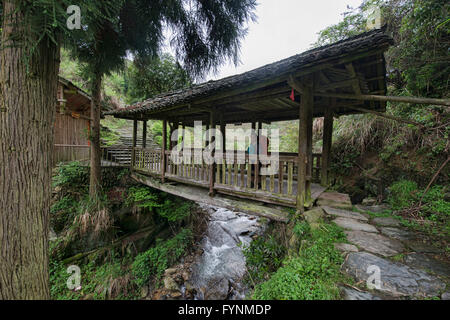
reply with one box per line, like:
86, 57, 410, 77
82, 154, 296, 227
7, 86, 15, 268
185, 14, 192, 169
245, 220, 351, 300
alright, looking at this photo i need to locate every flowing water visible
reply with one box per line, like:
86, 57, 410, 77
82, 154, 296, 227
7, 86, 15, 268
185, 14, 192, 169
189, 204, 267, 300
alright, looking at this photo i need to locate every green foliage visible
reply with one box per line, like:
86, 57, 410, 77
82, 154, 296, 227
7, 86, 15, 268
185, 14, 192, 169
125, 186, 161, 210
150, 121, 163, 147
388, 180, 419, 210
131, 228, 193, 286
126, 54, 192, 104
51, 195, 79, 233
242, 234, 286, 283
50, 252, 137, 300
387, 180, 450, 237
66, 0, 257, 83
389, 0, 449, 97
100, 126, 121, 147
420, 185, 450, 221
53, 161, 89, 191
157, 199, 192, 222
125, 186, 192, 222
251, 221, 348, 300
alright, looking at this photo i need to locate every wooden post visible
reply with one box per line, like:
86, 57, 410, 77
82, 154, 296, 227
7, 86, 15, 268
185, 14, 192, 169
306, 96, 313, 206
321, 101, 334, 186
296, 82, 313, 213
168, 122, 173, 151
209, 110, 216, 196
255, 121, 262, 188
161, 120, 167, 182
220, 115, 226, 154
142, 120, 147, 148
131, 119, 138, 169
220, 115, 226, 183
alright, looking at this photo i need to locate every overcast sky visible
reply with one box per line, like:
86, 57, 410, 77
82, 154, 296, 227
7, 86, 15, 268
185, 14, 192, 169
206, 0, 363, 81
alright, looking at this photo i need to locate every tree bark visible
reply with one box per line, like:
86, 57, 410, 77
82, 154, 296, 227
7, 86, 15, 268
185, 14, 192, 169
0, 1, 60, 299
89, 69, 103, 197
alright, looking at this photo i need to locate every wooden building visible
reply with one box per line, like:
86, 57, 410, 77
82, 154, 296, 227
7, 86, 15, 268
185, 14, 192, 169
54, 77, 92, 164
106, 28, 394, 214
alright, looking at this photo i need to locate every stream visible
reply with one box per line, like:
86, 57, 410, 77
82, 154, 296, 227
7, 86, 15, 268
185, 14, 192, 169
188, 204, 267, 300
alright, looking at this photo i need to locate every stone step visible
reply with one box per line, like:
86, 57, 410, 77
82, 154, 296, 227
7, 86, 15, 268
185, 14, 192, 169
333, 217, 378, 233
316, 192, 352, 210
322, 206, 368, 221
372, 217, 401, 227
345, 231, 405, 257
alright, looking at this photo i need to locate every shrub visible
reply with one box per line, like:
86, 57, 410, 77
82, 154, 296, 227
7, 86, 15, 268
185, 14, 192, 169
131, 228, 193, 286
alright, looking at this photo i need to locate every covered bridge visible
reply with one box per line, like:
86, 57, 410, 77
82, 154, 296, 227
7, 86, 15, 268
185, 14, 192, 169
106, 28, 393, 214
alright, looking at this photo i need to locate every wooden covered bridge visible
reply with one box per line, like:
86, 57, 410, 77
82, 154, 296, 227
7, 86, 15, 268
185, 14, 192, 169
106, 28, 393, 216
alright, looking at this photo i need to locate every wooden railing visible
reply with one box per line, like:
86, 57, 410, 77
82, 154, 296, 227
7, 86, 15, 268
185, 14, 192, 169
164, 150, 210, 186
132, 147, 162, 174
129, 147, 322, 206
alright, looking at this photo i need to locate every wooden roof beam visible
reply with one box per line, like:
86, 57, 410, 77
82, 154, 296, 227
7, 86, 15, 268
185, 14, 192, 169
314, 92, 450, 107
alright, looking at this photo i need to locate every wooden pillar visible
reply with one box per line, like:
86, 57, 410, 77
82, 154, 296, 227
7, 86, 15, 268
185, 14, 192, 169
220, 116, 226, 153
131, 119, 138, 169
321, 102, 334, 186
296, 83, 313, 213
161, 119, 167, 182
306, 99, 313, 206
168, 122, 173, 150
209, 110, 216, 196
220, 115, 226, 184
142, 120, 147, 148
255, 121, 262, 188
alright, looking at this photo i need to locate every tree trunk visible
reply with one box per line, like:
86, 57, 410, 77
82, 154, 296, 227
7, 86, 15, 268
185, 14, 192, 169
0, 1, 60, 299
89, 69, 103, 197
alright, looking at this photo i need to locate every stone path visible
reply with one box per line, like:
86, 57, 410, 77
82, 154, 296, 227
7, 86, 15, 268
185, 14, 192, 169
314, 191, 449, 300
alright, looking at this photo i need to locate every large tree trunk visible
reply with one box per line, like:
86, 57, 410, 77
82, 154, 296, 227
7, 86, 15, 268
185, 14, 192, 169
0, 1, 60, 299
89, 69, 103, 197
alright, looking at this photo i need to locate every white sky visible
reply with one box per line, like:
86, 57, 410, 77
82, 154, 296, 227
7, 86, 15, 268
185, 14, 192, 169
206, 0, 363, 81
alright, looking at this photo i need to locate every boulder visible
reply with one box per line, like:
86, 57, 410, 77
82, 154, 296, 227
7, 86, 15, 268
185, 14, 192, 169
322, 206, 368, 221
304, 207, 325, 224
163, 276, 180, 291
441, 292, 450, 300
204, 278, 229, 300
164, 268, 178, 276
345, 231, 405, 257
342, 252, 445, 298
334, 217, 379, 233
362, 198, 377, 206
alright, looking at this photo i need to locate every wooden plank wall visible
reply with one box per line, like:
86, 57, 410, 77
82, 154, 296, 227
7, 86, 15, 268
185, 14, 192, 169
53, 112, 90, 164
